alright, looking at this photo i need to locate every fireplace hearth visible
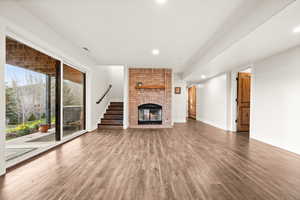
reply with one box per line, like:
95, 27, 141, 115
138, 104, 162, 125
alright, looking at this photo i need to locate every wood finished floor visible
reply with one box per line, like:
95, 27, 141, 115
1, 120, 300, 200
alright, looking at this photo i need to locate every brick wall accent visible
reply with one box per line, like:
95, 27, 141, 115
128, 68, 172, 128
6, 37, 82, 83
6, 37, 57, 75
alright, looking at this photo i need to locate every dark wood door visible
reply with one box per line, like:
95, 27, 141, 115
188, 86, 196, 119
237, 72, 251, 132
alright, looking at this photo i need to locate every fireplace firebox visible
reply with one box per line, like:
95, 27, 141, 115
138, 104, 162, 125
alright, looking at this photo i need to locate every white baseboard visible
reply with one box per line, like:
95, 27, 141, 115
197, 117, 227, 131
89, 126, 98, 132
251, 135, 300, 156
173, 119, 187, 123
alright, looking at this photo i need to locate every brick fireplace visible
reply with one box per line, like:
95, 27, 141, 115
128, 68, 172, 128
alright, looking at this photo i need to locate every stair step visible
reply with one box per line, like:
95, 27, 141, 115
108, 107, 123, 110
106, 110, 123, 115
110, 102, 123, 105
103, 114, 123, 120
98, 124, 123, 129
108, 105, 124, 109
107, 109, 123, 112
101, 119, 123, 125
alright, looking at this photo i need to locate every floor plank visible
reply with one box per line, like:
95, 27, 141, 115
1, 120, 300, 200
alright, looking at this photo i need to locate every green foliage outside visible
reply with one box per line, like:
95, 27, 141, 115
28, 113, 37, 121
6, 86, 19, 124
6, 117, 55, 140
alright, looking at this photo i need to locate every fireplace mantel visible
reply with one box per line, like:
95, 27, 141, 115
135, 85, 165, 89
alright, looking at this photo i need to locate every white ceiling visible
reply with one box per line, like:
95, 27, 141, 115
15, 0, 244, 70
14, 0, 298, 80
186, 0, 300, 82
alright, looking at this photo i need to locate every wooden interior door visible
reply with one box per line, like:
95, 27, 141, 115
188, 86, 196, 119
237, 72, 251, 132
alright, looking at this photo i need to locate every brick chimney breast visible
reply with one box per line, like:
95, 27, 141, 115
128, 68, 172, 128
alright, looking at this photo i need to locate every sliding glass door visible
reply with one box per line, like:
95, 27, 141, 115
63, 64, 85, 137
5, 37, 58, 164
4, 36, 86, 167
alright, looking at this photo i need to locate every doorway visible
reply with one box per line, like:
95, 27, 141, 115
188, 86, 196, 119
236, 70, 251, 132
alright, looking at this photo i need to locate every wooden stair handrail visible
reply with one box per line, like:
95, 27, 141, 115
96, 84, 112, 104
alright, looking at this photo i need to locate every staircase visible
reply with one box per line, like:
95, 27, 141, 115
98, 102, 123, 129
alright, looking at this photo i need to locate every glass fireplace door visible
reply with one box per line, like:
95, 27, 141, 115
138, 104, 162, 125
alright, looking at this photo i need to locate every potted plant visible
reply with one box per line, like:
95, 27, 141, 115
39, 124, 50, 133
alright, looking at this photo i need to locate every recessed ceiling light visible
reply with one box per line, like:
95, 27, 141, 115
201, 75, 206, 79
152, 49, 160, 55
197, 84, 204, 88
155, 0, 167, 5
293, 25, 300, 33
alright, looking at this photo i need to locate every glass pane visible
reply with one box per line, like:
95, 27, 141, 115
139, 109, 144, 121
63, 64, 85, 137
144, 109, 150, 121
150, 109, 162, 121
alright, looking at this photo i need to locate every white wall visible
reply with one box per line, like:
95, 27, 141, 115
196, 74, 229, 130
173, 74, 187, 123
251, 46, 300, 155
123, 66, 129, 129
89, 67, 111, 131
107, 66, 124, 102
